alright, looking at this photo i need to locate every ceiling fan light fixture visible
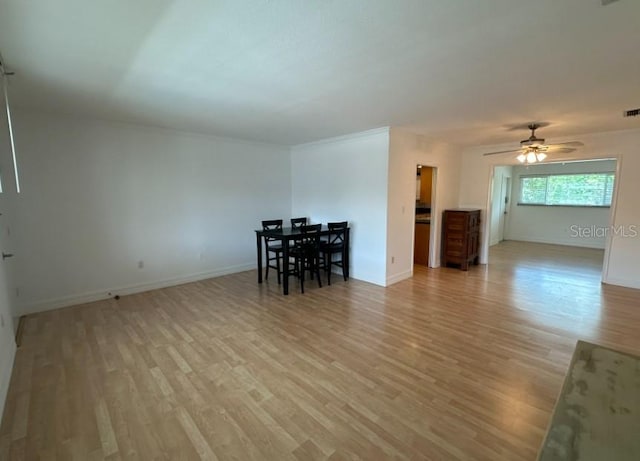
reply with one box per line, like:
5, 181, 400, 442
482, 123, 583, 162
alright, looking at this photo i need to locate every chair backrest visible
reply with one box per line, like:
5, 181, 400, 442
262, 219, 283, 242
299, 223, 321, 248
327, 221, 348, 245
290, 217, 307, 229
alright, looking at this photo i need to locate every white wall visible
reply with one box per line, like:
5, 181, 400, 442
291, 128, 390, 286
11, 111, 292, 314
459, 128, 640, 290
604, 142, 640, 289
489, 166, 512, 246
386, 128, 461, 284
505, 160, 615, 249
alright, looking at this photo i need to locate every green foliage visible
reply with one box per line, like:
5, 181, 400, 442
520, 173, 614, 206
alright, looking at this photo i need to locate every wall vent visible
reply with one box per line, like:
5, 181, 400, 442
623, 108, 640, 118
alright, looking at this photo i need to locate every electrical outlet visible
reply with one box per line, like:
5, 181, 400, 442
15, 287, 19, 297
0, 314, 4, 328
138, 260, 144, 269
391, 256, 395, 264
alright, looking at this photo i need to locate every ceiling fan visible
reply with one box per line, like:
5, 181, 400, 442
483, 123, 584, 164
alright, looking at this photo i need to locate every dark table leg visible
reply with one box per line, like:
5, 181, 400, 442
256, 232, 263, 283
282, 237, 289, 295
345, 228, 350, 279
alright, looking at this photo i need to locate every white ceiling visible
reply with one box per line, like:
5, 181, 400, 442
1, 0, 639, 146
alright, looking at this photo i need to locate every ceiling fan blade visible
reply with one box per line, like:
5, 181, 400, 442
548, 141, 584, 147
483, 149, 521, 156
546, 147, 576, 154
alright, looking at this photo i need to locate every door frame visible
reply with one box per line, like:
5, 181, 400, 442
412, 164, 438, 268
428, 167, 438, 267
483, 158, 621, 281
498, 175, 510, 242
488, 166, 511, 247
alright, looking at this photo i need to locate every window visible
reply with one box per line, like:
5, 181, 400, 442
519, 172, 615, 207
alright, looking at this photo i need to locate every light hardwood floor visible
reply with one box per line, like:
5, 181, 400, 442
2, 241, 640, 460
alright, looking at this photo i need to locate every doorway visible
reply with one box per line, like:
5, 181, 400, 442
498, 177, 510, 242
414, 165, 436, 267
485, 159, 619, 282
489, 167, 512, 246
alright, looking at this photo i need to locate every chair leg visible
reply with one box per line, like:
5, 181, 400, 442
276, 253, 281, 285
315, 255, 322, 288
327, 253, 332, 285
299, 256, 305, 294
342, 249, 348, 281
265, 255, 270, 280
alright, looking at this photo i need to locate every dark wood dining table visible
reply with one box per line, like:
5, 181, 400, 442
255, 225, 350, 295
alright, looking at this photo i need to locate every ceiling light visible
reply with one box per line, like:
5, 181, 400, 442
516, 147, 549, 164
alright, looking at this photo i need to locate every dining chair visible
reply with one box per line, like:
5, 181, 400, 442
287, 217, 308, 278
320, 221, 348, 285
261, 219, 284, 284
290, 224, 322, 293
290, 217, 307, 229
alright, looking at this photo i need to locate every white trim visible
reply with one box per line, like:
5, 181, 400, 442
0, 340, 16, 423
602, 277, 640, 291
15, 108, 288, 150
484, 158, 619, 266
292, 127, 390, 150
351, 269, 386, 288
428, 167, 439, 269
19, 263, 256, 315
602, 155, 623, 284
386, 270, 412, 286
504, 237, 605, 250
3, 75, 21, 193
481, 166, 497, 265
411, 165, 439, 270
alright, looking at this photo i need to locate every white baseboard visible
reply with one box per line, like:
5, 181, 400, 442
602, 276, 640, 290
19, 263, 256, 316
386, 270, 412, 286
350, 269, 385, 287
0, 340, 16, 423
504, 237, 605, 250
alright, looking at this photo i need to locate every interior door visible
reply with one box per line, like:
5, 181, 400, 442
0, 180, 16, 327
0, 88, 19, 334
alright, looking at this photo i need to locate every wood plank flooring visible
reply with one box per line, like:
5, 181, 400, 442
2, 241, 640, 460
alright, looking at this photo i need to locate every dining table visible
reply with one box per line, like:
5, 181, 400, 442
255, 224, 350, 295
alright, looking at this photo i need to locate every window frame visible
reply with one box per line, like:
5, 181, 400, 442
517, 171, 615, 208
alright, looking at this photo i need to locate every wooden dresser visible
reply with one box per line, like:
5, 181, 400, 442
442, 209, 480, 271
